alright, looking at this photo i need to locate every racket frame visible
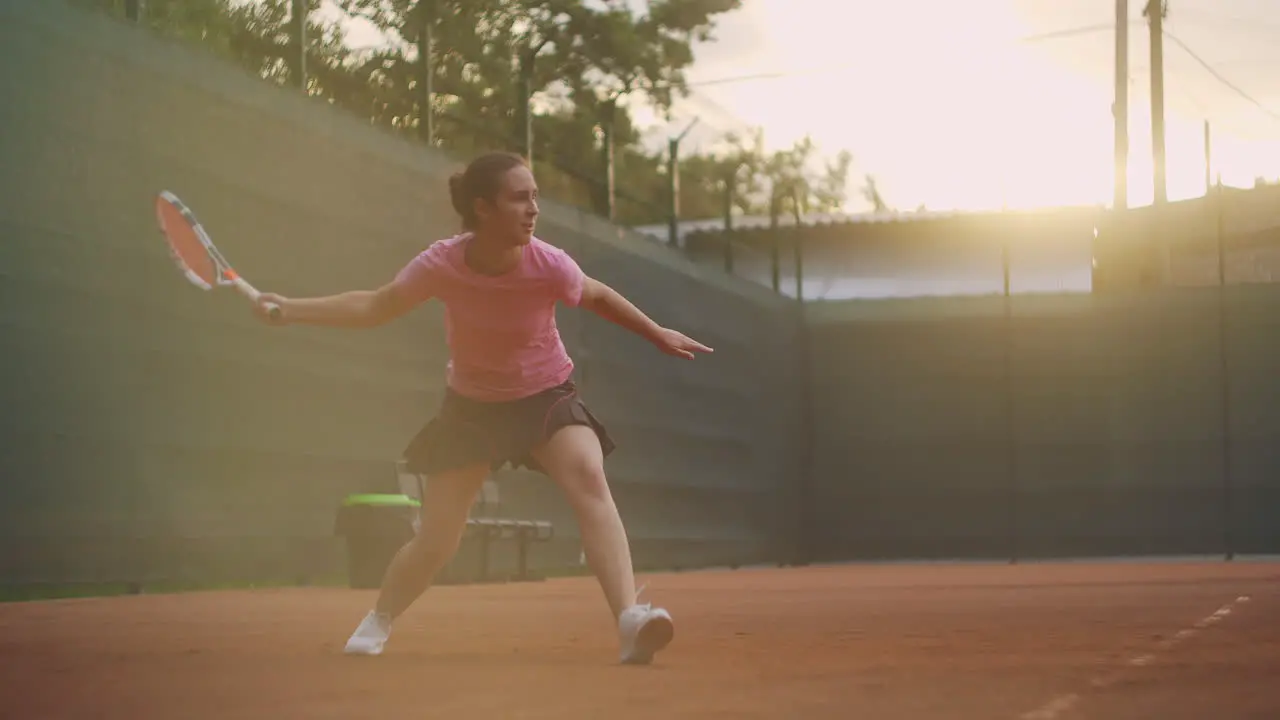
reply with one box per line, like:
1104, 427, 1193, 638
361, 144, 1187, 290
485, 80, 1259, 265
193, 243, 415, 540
155, 190, 281, 320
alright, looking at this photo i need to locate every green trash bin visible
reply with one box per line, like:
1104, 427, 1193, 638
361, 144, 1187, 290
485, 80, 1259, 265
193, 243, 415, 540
334, 494, 420, 590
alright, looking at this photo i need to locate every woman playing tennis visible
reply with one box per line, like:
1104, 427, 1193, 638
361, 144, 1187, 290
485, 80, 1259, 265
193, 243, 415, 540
252, 151, 712, 665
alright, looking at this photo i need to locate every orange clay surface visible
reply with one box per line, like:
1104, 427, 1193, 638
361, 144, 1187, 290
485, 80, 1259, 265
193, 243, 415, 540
1, 561, 1277, 719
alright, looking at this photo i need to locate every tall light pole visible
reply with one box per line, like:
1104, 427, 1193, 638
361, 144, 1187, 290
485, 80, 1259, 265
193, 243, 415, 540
1145, 0, 1168, 205
1114, 0, 1130, 210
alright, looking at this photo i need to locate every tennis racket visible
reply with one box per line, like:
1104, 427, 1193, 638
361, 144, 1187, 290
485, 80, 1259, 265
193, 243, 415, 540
154, 190, 281, 321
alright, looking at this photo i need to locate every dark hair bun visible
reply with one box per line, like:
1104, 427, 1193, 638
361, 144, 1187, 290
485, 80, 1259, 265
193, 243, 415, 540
448, 172, 468, 218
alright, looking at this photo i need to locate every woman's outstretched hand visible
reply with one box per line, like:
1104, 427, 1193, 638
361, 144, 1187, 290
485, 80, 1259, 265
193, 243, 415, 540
651, 327, 714, 360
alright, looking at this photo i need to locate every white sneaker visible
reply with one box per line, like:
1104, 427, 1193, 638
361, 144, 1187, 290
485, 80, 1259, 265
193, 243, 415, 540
343, 610, 392, 656
617, 588, 674, 665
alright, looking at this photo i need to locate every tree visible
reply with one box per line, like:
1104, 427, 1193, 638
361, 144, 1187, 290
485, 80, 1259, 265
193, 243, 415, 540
812, 150, 854, 214
75, 0, 875, 231
646, 128, 856, 228
712, 128, 768, 218
746, 135, 855, 220
71, 0, 353, 97
222, 0, 351, 91
331, 1, 738, 129
331, 0, 743, 215
862, 174, 891, 213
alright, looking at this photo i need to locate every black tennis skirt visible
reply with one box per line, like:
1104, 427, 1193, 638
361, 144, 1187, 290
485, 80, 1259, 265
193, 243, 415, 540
401, 379, 616, 477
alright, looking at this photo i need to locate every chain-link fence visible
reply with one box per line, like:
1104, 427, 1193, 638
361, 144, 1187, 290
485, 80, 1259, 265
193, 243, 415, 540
674, 183, 1280, 301
75, 0, 675, 230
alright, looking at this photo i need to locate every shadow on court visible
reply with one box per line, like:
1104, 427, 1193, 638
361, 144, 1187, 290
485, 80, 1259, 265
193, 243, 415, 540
0, 562, 1276, 719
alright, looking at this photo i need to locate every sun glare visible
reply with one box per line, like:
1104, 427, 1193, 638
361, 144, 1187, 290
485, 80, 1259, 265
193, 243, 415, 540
667, 0, 1279, 213
324, 0, 1278, 214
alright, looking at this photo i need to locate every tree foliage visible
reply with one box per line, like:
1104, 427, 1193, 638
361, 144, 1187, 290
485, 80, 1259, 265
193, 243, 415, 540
78, 0, 867, 226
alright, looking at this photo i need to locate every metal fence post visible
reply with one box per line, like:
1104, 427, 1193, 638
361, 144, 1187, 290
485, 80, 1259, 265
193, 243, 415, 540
1214, 177, 1235, 562
1002, 236, 1019, 564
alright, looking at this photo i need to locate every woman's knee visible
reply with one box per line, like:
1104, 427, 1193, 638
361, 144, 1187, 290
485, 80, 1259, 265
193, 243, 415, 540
408, 522, 465, 561
558, 456, 613, 508
535, 425, 612, 505
410, 463, 489, 558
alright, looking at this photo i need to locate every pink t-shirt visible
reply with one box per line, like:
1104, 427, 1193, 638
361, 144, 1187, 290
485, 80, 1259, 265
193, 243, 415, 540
392, 233, 586, 402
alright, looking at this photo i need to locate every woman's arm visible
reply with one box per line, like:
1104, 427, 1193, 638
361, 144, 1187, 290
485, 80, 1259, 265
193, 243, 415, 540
255, 282, 419, 329
578, 276, 713, 359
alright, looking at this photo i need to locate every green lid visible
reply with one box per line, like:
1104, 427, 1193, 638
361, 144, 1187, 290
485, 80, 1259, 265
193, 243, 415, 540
342, 493, 421, 508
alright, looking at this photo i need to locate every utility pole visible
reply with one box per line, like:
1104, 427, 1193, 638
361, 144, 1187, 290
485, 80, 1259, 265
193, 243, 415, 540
291, 0, 308, 93
597, 100, 617, 222
1114, 0, 1129, 210
791, 187, 804, 302
666, 119, 699, 247
515, 45, 539, 169
769, 191, 781, 293
1204, 120, 1212, 195
1145, 0, 1168, 205
520, 72, 534, 168
417, 1, 435, 146
722, 165, 736, 274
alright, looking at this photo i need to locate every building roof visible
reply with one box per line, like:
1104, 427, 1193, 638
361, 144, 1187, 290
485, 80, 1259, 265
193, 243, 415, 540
631, 206, 1103, 247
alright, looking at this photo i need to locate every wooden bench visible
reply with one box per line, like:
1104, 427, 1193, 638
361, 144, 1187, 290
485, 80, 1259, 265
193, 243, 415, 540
396, 462, 554, 583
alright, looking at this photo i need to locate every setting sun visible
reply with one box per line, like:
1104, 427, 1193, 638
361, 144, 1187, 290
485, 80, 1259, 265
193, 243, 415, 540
651, 0, 1280, 213
321, 0, 1280, 215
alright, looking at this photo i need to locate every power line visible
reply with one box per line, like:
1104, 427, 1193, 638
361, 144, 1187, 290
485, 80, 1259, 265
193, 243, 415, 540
672, 85, 758, 133
687, 65, 852, 89
1162, 29, 1280, 123
1017, 21, 1141, 44
1171, 7, 1280, 37
345, 21, 1153, 94
685, 23, 1145, 90
1163, 65, 1210, 116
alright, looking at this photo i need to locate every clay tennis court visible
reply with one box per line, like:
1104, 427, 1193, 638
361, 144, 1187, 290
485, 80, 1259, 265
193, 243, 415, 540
1, 561, 1276, 719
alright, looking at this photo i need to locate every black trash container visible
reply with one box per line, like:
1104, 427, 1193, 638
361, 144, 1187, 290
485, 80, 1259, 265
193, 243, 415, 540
334, 494, 419, 589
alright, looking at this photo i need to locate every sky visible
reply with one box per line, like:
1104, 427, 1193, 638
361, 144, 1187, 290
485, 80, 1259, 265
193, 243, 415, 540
326, 0, 1280, 215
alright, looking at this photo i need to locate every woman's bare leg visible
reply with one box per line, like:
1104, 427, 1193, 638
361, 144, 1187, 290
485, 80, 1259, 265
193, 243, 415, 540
532, 425, 635, 618
373, 462, 490, 619
532, 425, 672, 664
344, 463, 489, 654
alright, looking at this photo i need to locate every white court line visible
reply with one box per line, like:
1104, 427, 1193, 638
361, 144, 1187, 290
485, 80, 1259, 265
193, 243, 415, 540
1022, 693, 1079, 720
1018, 595, 1252, 720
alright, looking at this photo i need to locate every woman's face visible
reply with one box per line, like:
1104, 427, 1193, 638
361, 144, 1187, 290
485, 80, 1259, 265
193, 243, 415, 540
475, 165, 539, 245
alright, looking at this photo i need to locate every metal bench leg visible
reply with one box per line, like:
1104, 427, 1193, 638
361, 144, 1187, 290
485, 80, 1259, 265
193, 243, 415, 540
516, 531, 530, 581
478, 528, 492, 582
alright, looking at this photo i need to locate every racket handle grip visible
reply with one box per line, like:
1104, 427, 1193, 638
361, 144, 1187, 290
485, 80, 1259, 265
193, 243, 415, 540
231, 277, 283, 322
